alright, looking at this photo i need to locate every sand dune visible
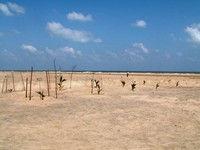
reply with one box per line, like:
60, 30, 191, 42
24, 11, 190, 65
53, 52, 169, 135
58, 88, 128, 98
0, 71, 200, 150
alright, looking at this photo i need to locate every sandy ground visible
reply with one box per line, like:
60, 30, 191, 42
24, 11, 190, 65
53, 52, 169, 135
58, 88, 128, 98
0, 71, 200, 150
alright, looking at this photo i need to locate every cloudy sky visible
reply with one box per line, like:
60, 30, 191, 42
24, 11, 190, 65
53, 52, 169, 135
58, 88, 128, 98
0, 0, 200, 72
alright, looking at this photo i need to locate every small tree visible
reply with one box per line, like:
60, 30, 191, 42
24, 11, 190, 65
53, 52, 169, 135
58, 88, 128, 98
156, 83, 159, 89
58, 75, 66, 90
96, 83, 102, 95
176, 81, 179, 87
121, 80, 126, 87
131, 81, 136, 91
94, 80, 99, 88
36, 91, 45, 100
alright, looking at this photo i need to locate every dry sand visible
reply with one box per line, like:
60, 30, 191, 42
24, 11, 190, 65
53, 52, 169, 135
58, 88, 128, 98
0, 71, 200, 150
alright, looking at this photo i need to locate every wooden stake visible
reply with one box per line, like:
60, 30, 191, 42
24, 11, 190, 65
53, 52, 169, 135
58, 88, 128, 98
69, 65, 76, 89
1, 78, 5, 93
46, 71, 50, 96
48, 71, 51, 90
38, 80, 41, 92
29, 67, 33, 100
5, 76, 8, 92
54, 59, 57, 99
91, 72, 94, 94
12, 71, 15, 92
101, 76, 103, 87
25, 77, 28, 98
20, 72, 25, 91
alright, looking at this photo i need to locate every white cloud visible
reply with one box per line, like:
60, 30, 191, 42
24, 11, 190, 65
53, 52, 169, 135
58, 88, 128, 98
0, 2, 24, 16
124, 49, 144, 63
132, 20, 147, 28
124, 49, 136, 57
46, 46, 82, 58
11, 29, 20, 34
176, 52, 182, 57
164, 53, 171, 58
0, 32, 4, 36
0, 3, 13, 16
7, 2, 25, 14
86, 51, 102, 62
60, 46, 75, 55
21, 44, 37, 53
187, 57, 196, 63
45, 48, 56, 57
67, 11, 92, 22
93, 38, 102, 43
76, 50, 82, 56
185, 24, 200, 44
47, 21, 101, 43
133, 43, 149, 53
0, 49, 17, 60
106, 51, 119, 59
59, 46, 82, 57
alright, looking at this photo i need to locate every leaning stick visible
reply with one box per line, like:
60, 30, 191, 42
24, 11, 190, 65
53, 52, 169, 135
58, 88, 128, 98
20, 72, 25, 91
54, 59, 58, 99
29, 67, 33, 100
1, 78, 5, 93
91, 72, 94, 94
25, 77, 28, 98
46, 71, 50, 96
48, 71, 51, 90
101, 76, 103, 87
12, 71, 15, 92
5, 76, 8, 92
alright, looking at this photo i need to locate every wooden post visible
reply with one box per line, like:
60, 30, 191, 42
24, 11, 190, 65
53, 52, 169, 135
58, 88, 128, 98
54, 59, 57, 99
101, 76, 103, 87
29, 67, 33, 100
91, 72, 94, 94
25, 77, 28, 98
48, 71, 51, 90
5, 76, 8, 92
69, 65, 76, 89
20, 72, 25, 91
1, 78, 5, 93
12, 71, 15, 92
38, 79, 41, 92
46, 71, 50, 96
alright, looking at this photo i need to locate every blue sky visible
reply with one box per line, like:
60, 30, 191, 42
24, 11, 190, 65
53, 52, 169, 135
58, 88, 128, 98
0, 0, 200, 72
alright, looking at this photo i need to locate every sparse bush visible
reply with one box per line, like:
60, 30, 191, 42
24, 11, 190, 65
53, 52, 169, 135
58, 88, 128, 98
36, 91, 45, 100
58, 76, 66, 90
121, 80, 126, 87
131, 81, 136, 91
